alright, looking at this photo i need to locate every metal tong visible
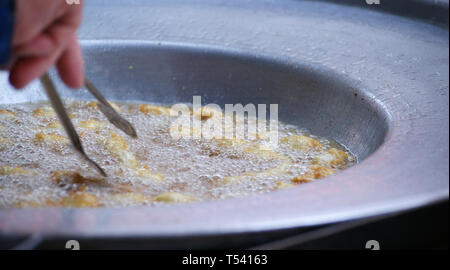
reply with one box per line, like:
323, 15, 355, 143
40, 72, 137, 177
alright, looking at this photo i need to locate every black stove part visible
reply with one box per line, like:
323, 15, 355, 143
251, 201, 449, 250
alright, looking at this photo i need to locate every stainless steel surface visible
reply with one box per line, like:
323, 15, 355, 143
40, 73, 107, 177
84, 79, 138, 138
0, 0, 448, 247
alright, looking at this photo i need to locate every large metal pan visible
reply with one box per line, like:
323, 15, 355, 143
0, 0, 448, 249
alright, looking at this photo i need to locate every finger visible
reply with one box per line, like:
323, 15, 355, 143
56, 34, 84, 88
9, 51, 61, 89
9, 17, 76, 89
13, 34, 57, 58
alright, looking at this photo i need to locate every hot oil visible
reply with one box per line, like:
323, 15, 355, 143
0, 101, 356, 208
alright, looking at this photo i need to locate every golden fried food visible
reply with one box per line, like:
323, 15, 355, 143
154, 192, 194, 203
61, 192, 100, 208
86, 101, 122, 112
34, 132, 67, 143
193, 106, 223, 121
45, 121, 62, 129
275, 181, 296, 190
33, 106, 56, 117
139, 104, 171, 115
136, 166, 164, 181
0, 166, 33, 176
313, 148, 350, 168
79, 119, 106, 130
101, 131, 139, 168
281, 135, 322, 151
0, 109, 15, 118
291, 165, 336, 183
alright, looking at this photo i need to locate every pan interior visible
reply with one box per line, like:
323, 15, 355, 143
0, 42, 390, 161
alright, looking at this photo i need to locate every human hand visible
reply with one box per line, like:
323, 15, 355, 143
9, 0, 84, 89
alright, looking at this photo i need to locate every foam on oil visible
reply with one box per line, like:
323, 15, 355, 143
0, 101, 355, 208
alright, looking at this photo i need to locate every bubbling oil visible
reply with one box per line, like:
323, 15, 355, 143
0, 100, 356, 208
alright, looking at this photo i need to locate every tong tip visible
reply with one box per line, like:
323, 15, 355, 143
126, 125, 138, 139
84, 154, 107, 177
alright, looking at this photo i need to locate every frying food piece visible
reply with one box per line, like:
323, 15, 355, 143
291, 165, 335, 183
0, 109, 15, 119
0, 124, 9, 144
136, 166, 164, 181
154, 192, 194, 203
34, 132, 68, 144
0, 166, 33, 176
102, 131, 139, 168
172, 105, 271, 141
45, 121, 62, 129
313, 148, 350, 168
79, 119, 106, 130
281, 135, 322, 151
15, 191, 100, 208
33, 132, 69, 153
0, 137, 10, 150
224, 157, 292, 184
15, 199, 59, 208
33, 106, 56, 117
208, 138, 279, 160
193, 106, 223, 121
139, 104, 171, 115
51, 171, 106, 187
85, 101, 122, 112
61, 192, 100, 207
275, 181, 296, 190
214, 137, 246, 148
0, 126, 10, 150
101, 132, 164, 181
